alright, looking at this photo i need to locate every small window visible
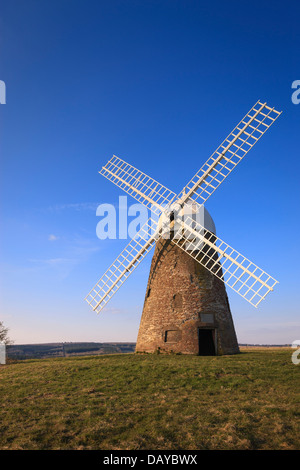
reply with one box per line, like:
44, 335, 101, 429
201, 313, 214, 323
164, 330, 181, 343
172, 293, 183, 309
147, 288, 151, 298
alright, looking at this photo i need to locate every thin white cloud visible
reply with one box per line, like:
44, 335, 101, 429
102, 306, 125, 315
48, 234, 59, 241
30, 258, 75, 266
1, 236, 102, 280
47, 202, 101, 212
28, 257, 78, 279
46, 201, 124, 213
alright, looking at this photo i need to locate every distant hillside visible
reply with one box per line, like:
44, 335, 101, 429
7, 342, 136, 360
239, 344, 291, 348
6, 342, 291, 360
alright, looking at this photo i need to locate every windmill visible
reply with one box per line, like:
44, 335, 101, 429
85, 100, 281, 355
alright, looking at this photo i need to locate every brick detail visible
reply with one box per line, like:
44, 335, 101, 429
136, 237, 239, 355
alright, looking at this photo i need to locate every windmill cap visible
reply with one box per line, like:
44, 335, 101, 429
183, 202, 216, 235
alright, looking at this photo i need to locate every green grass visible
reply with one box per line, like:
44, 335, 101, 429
0, 349, 299, 450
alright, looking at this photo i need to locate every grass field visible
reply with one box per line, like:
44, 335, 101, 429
0, 348, 299, 450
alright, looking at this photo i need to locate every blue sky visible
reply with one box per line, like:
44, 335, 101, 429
0, 0, 299, 344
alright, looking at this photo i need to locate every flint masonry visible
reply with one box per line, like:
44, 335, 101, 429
136, 235, 240, 356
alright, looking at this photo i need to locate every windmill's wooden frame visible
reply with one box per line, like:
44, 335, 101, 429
85, 100, 281, 354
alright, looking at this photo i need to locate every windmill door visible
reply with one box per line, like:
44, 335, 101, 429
198, 329, 216, 356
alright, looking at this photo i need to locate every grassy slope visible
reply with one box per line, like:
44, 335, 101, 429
0, 349, 299, 450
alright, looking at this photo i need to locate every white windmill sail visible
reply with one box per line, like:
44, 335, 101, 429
85, 217, 158, 313
85, 100, 281, 313
171, 215, 278, 307
100, 102, 281, 215
177, 101, 281, 207
100, 155, 176, 215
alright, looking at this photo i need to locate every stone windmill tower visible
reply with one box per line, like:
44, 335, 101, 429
135, 206, 238, 355
85, 100, 281, 355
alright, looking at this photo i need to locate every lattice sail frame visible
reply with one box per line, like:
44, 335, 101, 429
85, 217, 157, 313
100, 155, 176, 215
177, 101, 281, 206
171, 216, 278, 307
85, 100, 281, 313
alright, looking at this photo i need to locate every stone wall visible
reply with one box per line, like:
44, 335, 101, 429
136, 237, 239, 355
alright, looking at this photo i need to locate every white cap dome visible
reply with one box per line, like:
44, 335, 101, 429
183, 201, 216, 234
157, 200, 216, 246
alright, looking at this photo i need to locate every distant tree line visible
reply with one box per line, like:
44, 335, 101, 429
7, 342, 136, 360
